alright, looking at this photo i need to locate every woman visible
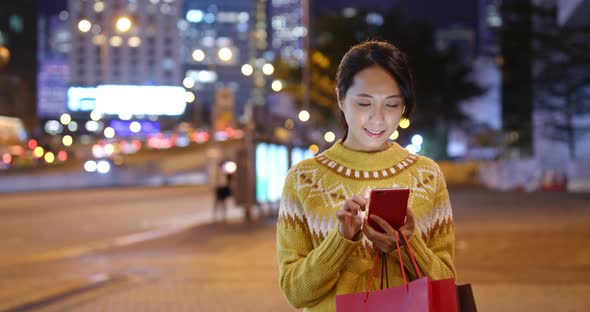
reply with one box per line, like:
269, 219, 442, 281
277, 40, 456, 311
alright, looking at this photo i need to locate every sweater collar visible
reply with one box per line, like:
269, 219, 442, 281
319, 139, 412, 172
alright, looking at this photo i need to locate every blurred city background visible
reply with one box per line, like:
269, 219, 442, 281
0, 0, 589, 311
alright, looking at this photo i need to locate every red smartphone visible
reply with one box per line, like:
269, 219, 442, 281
368, 188, 410, 233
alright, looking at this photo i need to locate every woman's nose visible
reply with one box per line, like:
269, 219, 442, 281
369, 106, 385, 122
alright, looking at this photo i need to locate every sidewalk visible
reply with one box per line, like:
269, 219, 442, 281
25, 214, 295, 312
3, 189, 590, 311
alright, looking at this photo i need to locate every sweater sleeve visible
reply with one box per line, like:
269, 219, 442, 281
403, 164, 457, 280
277, 167, 361, 309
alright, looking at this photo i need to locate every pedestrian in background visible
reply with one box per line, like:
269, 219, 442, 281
276, 40, 456, 311
213, 161, 233, 222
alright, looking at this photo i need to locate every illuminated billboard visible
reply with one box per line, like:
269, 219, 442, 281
67, 85, 187, 116
96, 85, 186, 116
67, 87, 97, 111
256, 143, 289, 204
290, 147, 315, 167
109, 120, 160, 137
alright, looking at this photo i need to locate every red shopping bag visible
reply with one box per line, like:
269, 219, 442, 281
336, 231, 459, 312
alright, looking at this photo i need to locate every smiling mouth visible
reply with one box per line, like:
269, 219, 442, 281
364, 128, 386, 137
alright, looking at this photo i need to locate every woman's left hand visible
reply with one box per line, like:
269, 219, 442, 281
362, 208, 416, 253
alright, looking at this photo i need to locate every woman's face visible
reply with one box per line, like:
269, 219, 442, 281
338, 66, 405, 152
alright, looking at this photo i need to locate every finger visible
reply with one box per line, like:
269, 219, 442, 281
344, 199, 361, 213
336, 209, 351, 222
369, 215, 395, 235
362, 188, 371, 201
350, 195, 367, 210
363, 219, 389, 241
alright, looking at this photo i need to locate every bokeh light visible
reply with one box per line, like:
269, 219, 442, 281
309, 144, 319, 155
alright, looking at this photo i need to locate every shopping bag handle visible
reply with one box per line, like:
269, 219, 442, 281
364, 249, 381, 302
396, 229, 423, 279
363, 230, 423, 302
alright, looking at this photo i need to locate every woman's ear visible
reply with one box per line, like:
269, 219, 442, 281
336, 88, 343, 110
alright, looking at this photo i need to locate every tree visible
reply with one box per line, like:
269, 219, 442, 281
532, 4, 590, 160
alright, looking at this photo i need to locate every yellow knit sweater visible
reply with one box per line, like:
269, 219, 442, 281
276, 140, 456, 311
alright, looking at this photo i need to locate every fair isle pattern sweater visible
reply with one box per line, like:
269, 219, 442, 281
277, 140, 456, 311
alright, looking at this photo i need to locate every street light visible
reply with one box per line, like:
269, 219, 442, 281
104, 127, 115, 138
128, 36, 141, 48
60, 113, 71, 125
109, 36, 123, 47
241, 64, 254, 76
183, 77, 195, 88
389, 130, 399, 140
192, 49, 205, 62
298, 110, 310, 122
78, 19, 92, 32
309, 144, 319, 155
324, 131, 336, 143
116, 17, 132, 32
411, 134, 423, 146
62, 135, 73, 147
186, 91, 196, 103
399, 118, 410, 129
90, 110, 102, 121
93, 1, 105, 13
218, 47, 233, 62
262, 63, 274, 75
271, 80, 283, 92
129, 121, 141, 133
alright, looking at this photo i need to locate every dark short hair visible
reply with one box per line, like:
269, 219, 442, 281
336, 40, 415, 139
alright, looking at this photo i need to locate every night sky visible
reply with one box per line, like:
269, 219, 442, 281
316, 0, 477, 30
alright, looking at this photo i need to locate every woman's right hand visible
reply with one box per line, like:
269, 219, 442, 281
336, 195, 368, 240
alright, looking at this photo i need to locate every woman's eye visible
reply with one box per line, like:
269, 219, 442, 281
386, 103, 400, 108
357, 103, 371, 107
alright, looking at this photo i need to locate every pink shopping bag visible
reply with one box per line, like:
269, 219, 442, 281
336, 231, 459, 312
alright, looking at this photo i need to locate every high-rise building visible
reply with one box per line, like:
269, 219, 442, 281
269, 0, 305, 66
477, 0, 502, 57
37, 1, 70, 118
181, 0, 269, 127
68, 0, 182, 87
